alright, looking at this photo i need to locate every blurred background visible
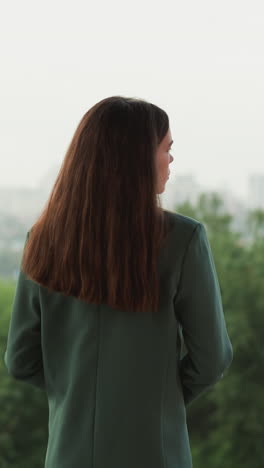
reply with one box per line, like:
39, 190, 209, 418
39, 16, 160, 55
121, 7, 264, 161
0, 0, 264, 467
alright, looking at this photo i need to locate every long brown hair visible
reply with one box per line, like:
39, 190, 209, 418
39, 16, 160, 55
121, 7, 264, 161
21, 96, 172, 313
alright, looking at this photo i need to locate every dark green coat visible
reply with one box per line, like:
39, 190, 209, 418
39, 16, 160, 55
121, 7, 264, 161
4, 210, 233, 468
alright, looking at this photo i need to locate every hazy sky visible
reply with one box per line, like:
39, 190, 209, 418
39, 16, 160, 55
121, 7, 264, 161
1, 0, 264, 202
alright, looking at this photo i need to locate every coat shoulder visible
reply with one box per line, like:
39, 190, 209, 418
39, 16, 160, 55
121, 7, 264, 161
163, 209, 201, 234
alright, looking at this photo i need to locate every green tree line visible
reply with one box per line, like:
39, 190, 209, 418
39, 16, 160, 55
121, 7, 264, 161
0, 192, 263, 467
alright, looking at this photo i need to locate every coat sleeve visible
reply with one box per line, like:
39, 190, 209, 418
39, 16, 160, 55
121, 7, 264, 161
4, 231, 45, 390
174, 222, 233, 407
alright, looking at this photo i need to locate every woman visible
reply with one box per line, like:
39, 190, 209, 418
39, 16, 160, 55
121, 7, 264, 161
4, 96, 233, 468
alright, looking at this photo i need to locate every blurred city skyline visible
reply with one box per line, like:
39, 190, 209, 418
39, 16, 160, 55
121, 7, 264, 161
1, 162, 263, 205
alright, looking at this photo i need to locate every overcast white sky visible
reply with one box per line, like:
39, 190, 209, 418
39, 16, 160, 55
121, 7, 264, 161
1, 0, 263, 202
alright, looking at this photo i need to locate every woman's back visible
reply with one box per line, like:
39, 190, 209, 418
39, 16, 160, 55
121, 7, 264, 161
4, 209, 233, 468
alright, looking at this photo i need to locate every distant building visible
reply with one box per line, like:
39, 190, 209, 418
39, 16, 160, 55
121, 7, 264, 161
161, 173, 202, 211
247, 173, 264, 210
0, 164, 60, 227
